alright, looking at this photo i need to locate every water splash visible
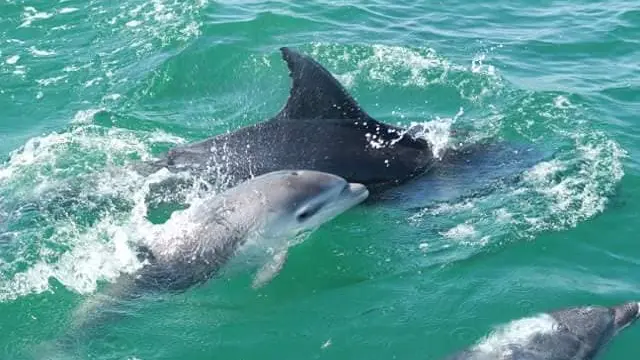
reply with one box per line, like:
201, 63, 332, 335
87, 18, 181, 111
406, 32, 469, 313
0, 109, 188, 301
309, 42, 504, 103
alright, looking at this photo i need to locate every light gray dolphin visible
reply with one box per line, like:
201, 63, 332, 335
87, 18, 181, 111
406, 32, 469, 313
445, 301, 640, 360
33, 170, 368, 359
96, 169, 368, 305
132, 169, 369, 292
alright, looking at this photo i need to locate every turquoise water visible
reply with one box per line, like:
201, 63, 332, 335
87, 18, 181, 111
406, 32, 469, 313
1, 0, 639, 359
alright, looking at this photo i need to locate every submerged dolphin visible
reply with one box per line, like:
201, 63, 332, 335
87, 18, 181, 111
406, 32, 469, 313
445, 301, 640, 360
138, 47, 434, 194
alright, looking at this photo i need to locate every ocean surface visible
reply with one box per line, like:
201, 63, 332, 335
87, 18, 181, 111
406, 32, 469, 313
1, 0, 639, 359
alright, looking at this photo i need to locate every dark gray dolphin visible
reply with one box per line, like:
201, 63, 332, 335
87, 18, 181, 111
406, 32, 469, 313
445, 301, 640, 360
138, 47, 434, 194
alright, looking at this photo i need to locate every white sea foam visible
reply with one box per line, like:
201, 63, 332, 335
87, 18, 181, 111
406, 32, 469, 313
58, 7, 79, 14
36, 75, 67, 86
5, 55, 20, 65
71, 108, 104, 124
84, 77, 103, 88
518, 133, 626, 232
442, 223, 477, 240
13, 65, 26, 76
407, 108, 464, 160
0, 0, 212, 303
29, 47, 56, 57
114, 0, 206, 51
407, 91, 625, 248
20, 7, 53, 27
309, 42, 503, 104
310, 43, 455, 89
0, 217, 145, 301
553, 95, 572, 109
0, 111, 189, 301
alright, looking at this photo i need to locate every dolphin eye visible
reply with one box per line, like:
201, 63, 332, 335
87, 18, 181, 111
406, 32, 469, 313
296, 204, 321, 222
296, 209, 315, 222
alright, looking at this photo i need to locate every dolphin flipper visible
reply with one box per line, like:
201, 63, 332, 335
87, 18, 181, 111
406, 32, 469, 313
277, 47, 373, 122
252, 249, 289, 289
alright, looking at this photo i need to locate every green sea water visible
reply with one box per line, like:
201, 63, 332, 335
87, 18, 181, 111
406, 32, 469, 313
1, 0, 639, 359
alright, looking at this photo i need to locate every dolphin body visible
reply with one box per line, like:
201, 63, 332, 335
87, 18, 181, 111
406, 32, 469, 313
130, 169, 369, 293
138, 47, 434, 195
97, 170, 368, 302
445, 302, 640, 360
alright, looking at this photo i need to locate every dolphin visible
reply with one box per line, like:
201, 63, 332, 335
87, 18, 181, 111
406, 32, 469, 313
445, 301, 640, 360
33, 170, 368, 358
137, 47, 434, 195
131, 169, 369, 292
76, 170, 367, 319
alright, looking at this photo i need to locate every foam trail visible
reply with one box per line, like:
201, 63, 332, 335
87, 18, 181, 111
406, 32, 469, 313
20, 168, 200, 359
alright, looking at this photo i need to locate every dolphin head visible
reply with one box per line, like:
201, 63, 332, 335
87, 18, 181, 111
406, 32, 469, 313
612, 301, 640, 332
553, 301, 640, 337
248, 170, 369, 240
541, 301, 640, 360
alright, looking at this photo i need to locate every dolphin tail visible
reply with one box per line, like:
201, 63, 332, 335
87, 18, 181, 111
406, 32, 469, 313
30, 274, 148, 359
28, 293, 132, 360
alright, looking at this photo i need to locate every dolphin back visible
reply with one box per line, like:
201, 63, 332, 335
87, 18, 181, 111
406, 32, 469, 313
134, 47, 432, 192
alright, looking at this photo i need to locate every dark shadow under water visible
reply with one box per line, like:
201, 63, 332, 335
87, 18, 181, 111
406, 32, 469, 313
365, 140, 553, 211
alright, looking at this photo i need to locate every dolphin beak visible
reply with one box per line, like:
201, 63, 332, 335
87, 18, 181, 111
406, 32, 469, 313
344, 183, 369, 203
613, 302, 640, 330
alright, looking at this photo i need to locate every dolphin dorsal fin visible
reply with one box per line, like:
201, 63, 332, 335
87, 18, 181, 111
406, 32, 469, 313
276, 47, 371, 121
